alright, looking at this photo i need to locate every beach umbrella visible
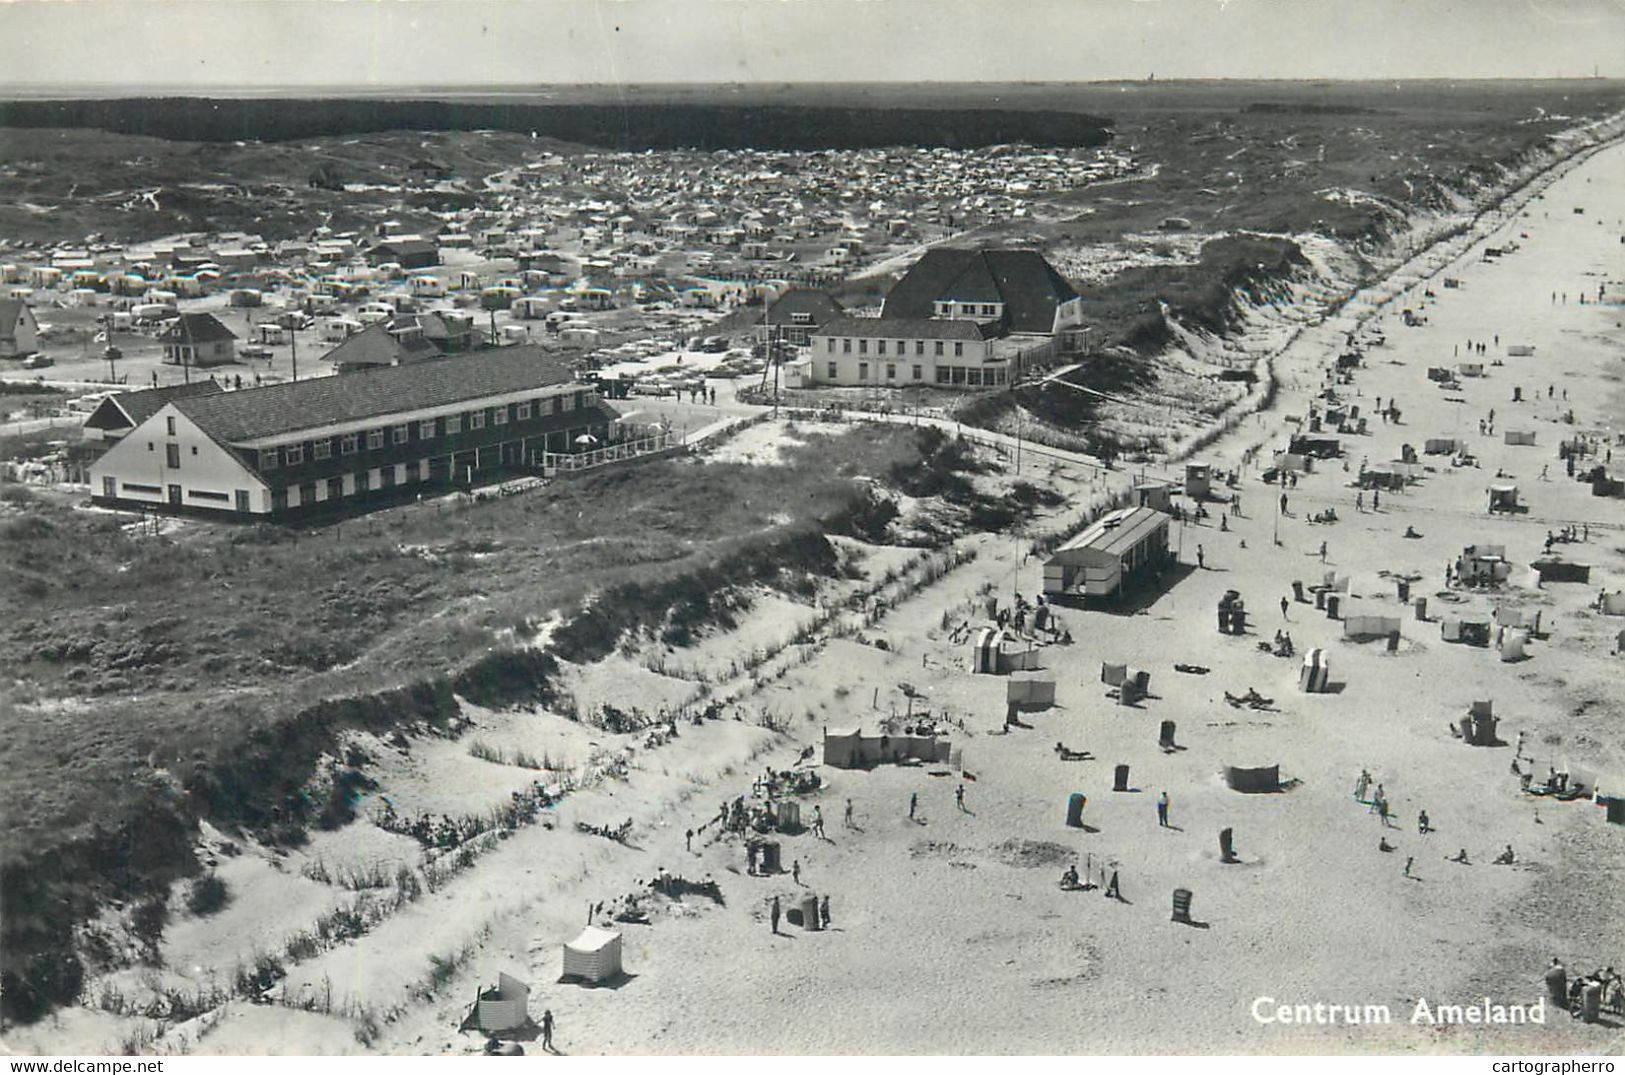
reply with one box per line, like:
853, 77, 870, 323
574, 434, 599, 446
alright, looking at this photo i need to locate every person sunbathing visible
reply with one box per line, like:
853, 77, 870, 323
1493, 845, 1515, 865
1450, 848, 1472, 864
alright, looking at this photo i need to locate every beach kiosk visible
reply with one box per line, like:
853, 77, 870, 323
1042, 507, 1172, 606
562, 926, 623, 985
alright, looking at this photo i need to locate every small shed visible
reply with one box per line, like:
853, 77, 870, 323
562, 926, 623, 984
1184, 462, 1213, 500
1133, 482, 1174, 513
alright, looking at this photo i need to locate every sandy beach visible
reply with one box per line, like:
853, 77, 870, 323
12, 127, 1624, 1062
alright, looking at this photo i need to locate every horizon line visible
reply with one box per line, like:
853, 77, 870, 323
0, 74, 1618, 94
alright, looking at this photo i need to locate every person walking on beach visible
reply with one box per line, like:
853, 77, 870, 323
1319, 540, 1328, 563
908, 791, 917, 820
1196, 544, 1205, 569
770, 895, 782, 934
1281, 596, 1290, 620
820, 895, 831, 929
1157, 791, 1170, 827
1104, 869, 1122, 901
1281, 492, 1289, 516
1404, 856, 1414, 878
686, 828, 694, 851
1371, 489, 1380, 511
1418, 810, 1430, 834
812, 805, 825, 838
792, 860, 801, 885
955, 784, 966, 812
541, 1009, 555, 1052
1356, 491, 1364, 512
844, 798, 855, 828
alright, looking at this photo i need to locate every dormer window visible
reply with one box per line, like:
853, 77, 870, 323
790, 312, 812, 326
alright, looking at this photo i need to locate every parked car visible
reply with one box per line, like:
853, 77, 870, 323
238, 344, 273, 360
21, 354, 54, 369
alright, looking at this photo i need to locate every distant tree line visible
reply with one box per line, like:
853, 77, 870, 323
0, 98, 1114, 151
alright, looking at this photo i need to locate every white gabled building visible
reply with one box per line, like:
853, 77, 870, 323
90, 347, 620, 519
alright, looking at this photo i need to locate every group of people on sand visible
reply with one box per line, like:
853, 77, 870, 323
1546, 958, 1625, 1020
1359, 769, 1524, 876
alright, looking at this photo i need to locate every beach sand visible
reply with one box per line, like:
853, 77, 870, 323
26, 136, 1622, 1060
325, 137, 1623, 1056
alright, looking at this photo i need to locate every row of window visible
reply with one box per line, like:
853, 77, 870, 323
834, 361, 1009, 387
935, 301, 1000, 318
258, 392, 586, 470
827, 337, 966, 358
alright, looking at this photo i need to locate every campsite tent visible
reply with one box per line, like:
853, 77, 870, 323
1506, 344, 1536, 357
1299, 648, 1330, 692
562, 926, 623, 984
1425, 438, 1460, 455
1504, 430, 1537, 446
1532, 559, 1591, 584
1488, 484, 1520, 513
1223, 764, 1282, 793
470, 973, 530, 1033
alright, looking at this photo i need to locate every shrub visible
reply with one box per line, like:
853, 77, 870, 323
185, 873, 230, 916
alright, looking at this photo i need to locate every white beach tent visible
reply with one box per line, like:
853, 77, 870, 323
1343, 604, 1402, 640
471, 972, 530, 1033
562, 926, 623, 984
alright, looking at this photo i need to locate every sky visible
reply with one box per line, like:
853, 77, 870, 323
0, 0, 1622, 88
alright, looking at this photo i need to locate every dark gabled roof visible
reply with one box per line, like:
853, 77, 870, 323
172, 345, 576, 444
324, 324, 442, 369
763, 288, 844, 327
158, 312, 238, 344
0, 299, 32, 339
882, 248, 1080, 334
389, 312, 473, 343
84, 380, 224, 431
813, 315, 996, 342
